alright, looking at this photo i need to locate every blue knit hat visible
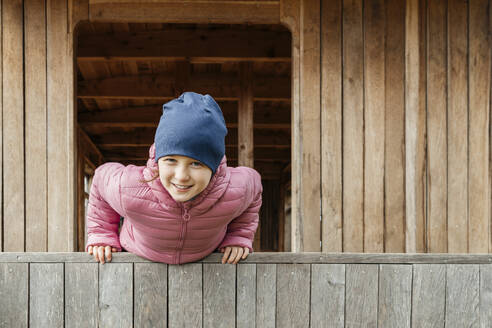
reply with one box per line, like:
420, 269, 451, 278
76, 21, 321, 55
154, 92, 228, 174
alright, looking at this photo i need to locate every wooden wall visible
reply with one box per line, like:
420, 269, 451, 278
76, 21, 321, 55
0, 0, 491, 254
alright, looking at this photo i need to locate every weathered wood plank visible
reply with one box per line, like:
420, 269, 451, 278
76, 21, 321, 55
310, 264, 344, 328
363, 0, 385, 253
447, 0, 469, 253
343, 0, 364, 252
99, 263, 133, 327
237, 264, 256, 328
405, 0, 427, 253
203, 264, 236, 328
321, 0, 342, 253
480, 264, 492, 326
384, 0, 406, 253
411, 264, 446, 327
426, 0, 448, 253
238, 62, 254, 168
377, 265, 412, 327
446, 265, 480, 327
65, 263, 99, 328
256, 264, 276, 327
168, 263, 202, 328
134, 263, 167, 327
30, 263, 64, 328
0, 263, 28, 327
89, 1, 280, 24
345, 264, 378, 327
276, 264, 310, 327
468, 0, 491, 253
3, 0, 24, 252
25, 0, 47, 252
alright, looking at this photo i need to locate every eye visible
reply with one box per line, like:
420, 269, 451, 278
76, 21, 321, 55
190, 161, 203, 167
162, 158, 176, 163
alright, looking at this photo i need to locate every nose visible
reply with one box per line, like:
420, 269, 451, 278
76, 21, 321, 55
174, 164, 190, 182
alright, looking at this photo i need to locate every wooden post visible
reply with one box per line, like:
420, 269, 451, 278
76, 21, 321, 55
77, 138, 85, 252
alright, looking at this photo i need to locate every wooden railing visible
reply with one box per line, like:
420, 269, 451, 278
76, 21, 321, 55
1, 252, 492, 327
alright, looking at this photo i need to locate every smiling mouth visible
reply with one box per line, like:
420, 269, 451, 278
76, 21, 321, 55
172, 183, 193, 191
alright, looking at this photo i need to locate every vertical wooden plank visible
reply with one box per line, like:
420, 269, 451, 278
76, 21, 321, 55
47, 0, 72, 251
343, 0, 364, 252
203, 264, 236, 328
310, 264, 344, 328
468, 0, 491, 253
377, 265, 412, 327
0, 263, 28, 327
237, 264, 256, 328
168, 263, 202, 328
384, 0, 406, 253
134, 263, 168, 327
321, 0, 342, 252
426, 0, 448, 253
411, 264, 445, 326
30, 263, 64, 328
480, 264, 492, 326
65, 263, 99, 328
276, 264, 310, 328
256, 264, 276, 328
3, 0, 24, 252
280, 0, 301, 252
447, 0, 469, 253
25, 0, 47, 252
446, 265, 480, 327
405, 0, 427, 253
99, 263, 133, 327
363, 0, 385, 253
345, 264, 378, 327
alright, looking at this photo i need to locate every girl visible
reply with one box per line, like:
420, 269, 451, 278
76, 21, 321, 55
86, 92, 262, 265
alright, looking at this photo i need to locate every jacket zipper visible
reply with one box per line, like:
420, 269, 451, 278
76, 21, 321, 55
176, 206, 191, 264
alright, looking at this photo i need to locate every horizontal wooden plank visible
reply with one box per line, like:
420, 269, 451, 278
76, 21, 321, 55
2, 252, 492, 264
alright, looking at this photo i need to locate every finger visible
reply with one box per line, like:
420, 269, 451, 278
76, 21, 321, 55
93, 246, 99, 262
98, 246, 105, 264
105, 246, 112, 262
233, 248, 244, 264
222, 247, 232, 264
241, 247, 250, 259
88, 246, 93, 255
228, 247, 238, 264
112, 247, 117, 252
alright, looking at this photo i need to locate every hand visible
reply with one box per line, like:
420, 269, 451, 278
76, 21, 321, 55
219, 246, 249, 264
87, 245, 118, 264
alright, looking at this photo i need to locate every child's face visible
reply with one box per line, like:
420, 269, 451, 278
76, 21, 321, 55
157, 155, 213, 202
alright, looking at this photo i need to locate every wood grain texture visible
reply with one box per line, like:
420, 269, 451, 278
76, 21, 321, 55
364, 0, 385, 253
276, 264, 310, 327
238, 62, 254, 168
321, 0, 342, 253
343, 0, 364, 252
65, 263, 99, 328
480, 264, 492, 326
411, 264, 446, 327
377, 265, 412, 327
30, 263, 64, 328
345, 264, 378, 327
405, 0, 427, 253
134, 263, 168, 327
468, 0, 491, 253
310, 264, 344, 328
203, 264, 236, 328
237, 264, 256, 328
447, 0, 469, 253
98, 263, 133, 327
168, 263, 202, 328
384, 0, 406, 253
0, 263, 28, 327
25, 0, 47, 252
446, 265, 480, 327
3, 0, 24, 252
256, 264, 276, 327
426, 0, 448, 253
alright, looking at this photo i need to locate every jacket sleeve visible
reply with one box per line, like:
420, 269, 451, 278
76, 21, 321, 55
85, 162, 126, 252
218, 168, 262, 253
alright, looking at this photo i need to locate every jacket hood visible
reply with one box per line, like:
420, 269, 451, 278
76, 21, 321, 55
143, 143, 230, 214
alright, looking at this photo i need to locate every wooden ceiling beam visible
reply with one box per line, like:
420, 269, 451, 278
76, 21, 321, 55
77, 29, 291, 63
77, 73, 290, 101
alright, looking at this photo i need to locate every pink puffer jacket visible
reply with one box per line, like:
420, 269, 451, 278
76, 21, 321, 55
85, 144, 262, 264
